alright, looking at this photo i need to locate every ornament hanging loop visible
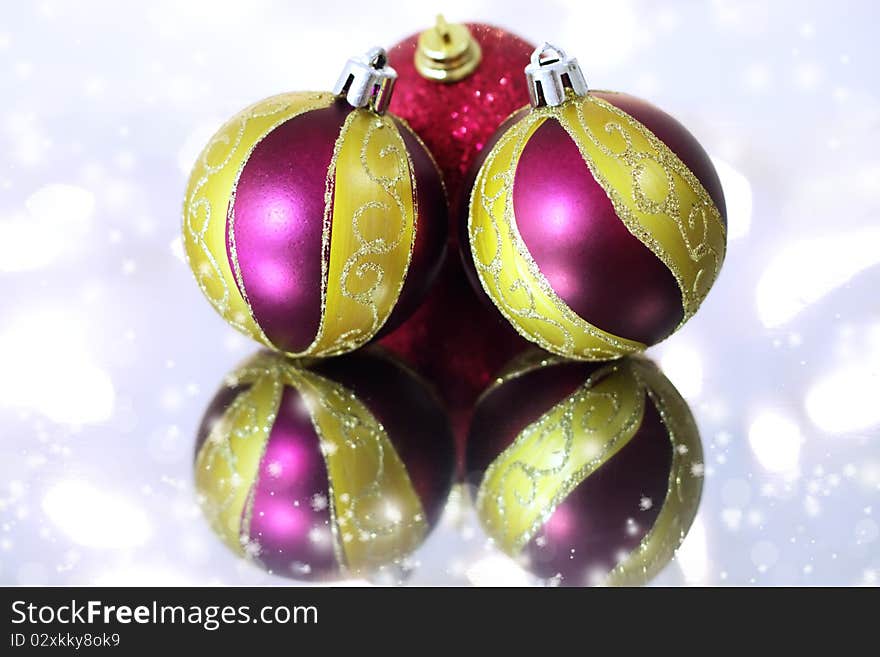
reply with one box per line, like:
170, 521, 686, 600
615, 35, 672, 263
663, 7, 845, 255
524, 43, 588, 108
334, 47, 398, 114
414, 14, 482, 83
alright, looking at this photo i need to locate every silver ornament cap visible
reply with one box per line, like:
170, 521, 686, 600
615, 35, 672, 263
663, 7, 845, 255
524, 43, 588, 108
333, 47, 397, 114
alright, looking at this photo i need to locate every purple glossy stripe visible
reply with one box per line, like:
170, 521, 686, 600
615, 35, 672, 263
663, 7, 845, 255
376, 119, 448, 338
513, 119, 684, 344
595, 91, 727, 224
522, 395, 672, 585
228, 101, 350, 353
246, 386, 338, 580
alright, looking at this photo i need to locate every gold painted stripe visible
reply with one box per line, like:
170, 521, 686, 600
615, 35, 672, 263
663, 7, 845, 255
300, 109, 417, 357
557, 94, 727, 321
194, 354, 285, 555
605, 358, 703, 586
285, 366, 428, 575
467, 111, 647, 361
476, 361, 647, 554
182, 92, 335, 347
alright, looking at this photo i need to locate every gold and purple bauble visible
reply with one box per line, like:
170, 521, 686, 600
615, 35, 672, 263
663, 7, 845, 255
194, 348, 455, 581
466, 351, 703, 586
465, 44, 728, 360
183, 48, 446, 358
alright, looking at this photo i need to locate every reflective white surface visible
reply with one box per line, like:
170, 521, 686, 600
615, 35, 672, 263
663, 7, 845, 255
0, 0, 877, 586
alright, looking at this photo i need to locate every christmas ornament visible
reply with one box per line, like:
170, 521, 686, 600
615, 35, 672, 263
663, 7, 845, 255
387, 17, 534, 218
183, 48, 446, 358
194, 348, 455, 582
466, 351, 703, 586
465, 44, 728, 360
379, 18, 534, 462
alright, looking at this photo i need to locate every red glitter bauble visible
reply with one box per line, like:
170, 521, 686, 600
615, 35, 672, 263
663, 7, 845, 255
381, 22, 534, 472
387, 22, 535, 218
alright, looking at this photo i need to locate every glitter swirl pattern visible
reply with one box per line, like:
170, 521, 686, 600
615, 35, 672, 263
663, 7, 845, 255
304, 110, 417, 356
561, 94, 727, 319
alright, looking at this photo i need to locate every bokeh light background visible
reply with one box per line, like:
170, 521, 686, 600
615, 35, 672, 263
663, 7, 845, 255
1, 0, 878, 586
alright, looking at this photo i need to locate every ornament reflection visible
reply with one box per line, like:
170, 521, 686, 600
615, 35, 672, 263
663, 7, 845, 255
466, 350, 704, 586
193, 347, 455, 583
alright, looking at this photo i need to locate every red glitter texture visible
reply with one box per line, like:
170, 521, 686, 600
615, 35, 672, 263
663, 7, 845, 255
380, 24, 535, 473
387, 23, 535, 225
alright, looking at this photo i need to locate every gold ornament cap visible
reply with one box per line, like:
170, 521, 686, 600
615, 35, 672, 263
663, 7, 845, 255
414, 15, 482, 83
